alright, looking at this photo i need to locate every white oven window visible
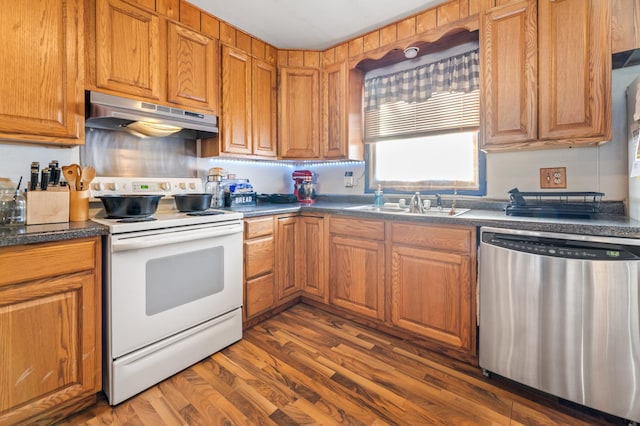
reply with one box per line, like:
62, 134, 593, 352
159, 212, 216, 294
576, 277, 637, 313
146, 246, 224, 315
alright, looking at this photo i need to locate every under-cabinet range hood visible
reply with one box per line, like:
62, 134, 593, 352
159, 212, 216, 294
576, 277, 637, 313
613, 49, 640, 69
85, 91, 218, 138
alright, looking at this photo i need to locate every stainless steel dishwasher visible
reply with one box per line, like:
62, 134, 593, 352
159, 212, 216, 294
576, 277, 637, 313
479, 227, 640, 424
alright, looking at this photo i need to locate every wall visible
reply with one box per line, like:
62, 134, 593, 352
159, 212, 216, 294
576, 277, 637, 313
0, 143, 79, 188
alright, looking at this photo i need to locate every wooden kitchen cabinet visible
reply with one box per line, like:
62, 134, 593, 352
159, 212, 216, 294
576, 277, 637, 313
611, 0, 640, 54
279, 67, 321, 159
537, 0, 611, 143
243, 216, 275, 320
0, 0, 84, 144
89, 0, 218, 114
276, 215, 299, 300
322, 62, 365, 160
480, 0, 537, 146
0, 237, 102, 425
166, 20, 218, 113
93, 0, 163, 100
298, 215, 326, 301
481, 0, 611, 150
328, 216, 385, 320
218, 45, 277, 157
390, 223, 476, 356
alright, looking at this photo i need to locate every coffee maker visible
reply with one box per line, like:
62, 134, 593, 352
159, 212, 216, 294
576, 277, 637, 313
292, 170, 317, 203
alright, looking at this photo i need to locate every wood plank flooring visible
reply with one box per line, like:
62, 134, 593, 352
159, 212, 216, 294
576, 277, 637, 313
60, 304, 623, 425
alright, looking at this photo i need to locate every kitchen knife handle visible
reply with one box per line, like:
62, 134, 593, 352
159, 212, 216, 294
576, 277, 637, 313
40, 168, 50, 191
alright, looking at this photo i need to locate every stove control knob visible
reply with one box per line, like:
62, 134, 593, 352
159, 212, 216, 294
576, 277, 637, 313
92, 182, 105, 191
106, 182, 119, 191
178, 182, 186, 190
188, 182, 196, 190
160, 182, 171, 191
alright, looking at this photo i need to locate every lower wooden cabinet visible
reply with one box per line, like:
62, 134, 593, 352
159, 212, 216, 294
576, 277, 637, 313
390, 223, 477, 356
244, 213, 477, 362
328, 216, 385, 320
276, 215, 299, 300
0, 237, 101, 425
298, 215, 325, 300
243, 216, 275, 320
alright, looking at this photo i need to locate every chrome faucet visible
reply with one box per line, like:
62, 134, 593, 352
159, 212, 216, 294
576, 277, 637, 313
435, 194, 442, 210
409, 192, 424, 213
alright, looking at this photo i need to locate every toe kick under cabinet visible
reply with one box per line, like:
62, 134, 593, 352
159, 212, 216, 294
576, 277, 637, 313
0, 237, 102, 425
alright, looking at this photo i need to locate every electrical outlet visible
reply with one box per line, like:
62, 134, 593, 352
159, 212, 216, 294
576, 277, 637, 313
540, 167, 567, 189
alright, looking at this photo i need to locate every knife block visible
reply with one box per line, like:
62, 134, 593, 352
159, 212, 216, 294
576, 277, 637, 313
26, 187, 69, 224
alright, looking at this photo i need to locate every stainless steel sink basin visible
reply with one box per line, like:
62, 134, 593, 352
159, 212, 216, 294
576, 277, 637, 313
345, 204, 470, 217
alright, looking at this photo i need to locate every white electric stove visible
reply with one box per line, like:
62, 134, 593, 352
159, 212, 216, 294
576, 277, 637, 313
91, 177, 244, 405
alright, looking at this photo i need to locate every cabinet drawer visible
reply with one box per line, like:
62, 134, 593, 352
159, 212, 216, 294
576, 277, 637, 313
329, 216, 384, 241
391, 223, 474, 254
245, 216, 274, 239
245, 273, 275, 317
0, 238, 98, 287
244, 236, 274, 279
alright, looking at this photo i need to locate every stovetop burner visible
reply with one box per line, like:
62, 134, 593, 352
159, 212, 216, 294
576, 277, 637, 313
186, 210, 225, 216
112, 216, 158, 223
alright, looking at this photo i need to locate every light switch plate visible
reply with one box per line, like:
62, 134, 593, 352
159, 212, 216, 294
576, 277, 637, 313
540, 167, 567, 189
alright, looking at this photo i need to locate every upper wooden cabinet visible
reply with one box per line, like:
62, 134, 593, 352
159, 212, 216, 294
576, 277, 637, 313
89, 0, 218, 114
481, 0, 611, 151
0, 0, 84, 145
167, 20, 218, 112
221, 46, 253, 155
537, 0, 611, 142
94, 0, 163, 100
611, 0, 640, 54
322, 62, 364, 160
480, 0, 537, 146
279, 67, 321, 159
218, 45, 277, 157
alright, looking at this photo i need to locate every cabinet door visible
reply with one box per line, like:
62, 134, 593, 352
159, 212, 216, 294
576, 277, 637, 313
299, 216, 325, 300
279, 67, 321, 159
480, 0, 537, 147
0, 0, 83, 143
252, 59, 278, 157
221, 45, 252, 155
0, 238, 100, 425
538, 0, 611, 142
167, 21, 218, 113
611, 0, 640, 54
276, 216, 299, 300
95, 0, 162, 100
390, 245, 474, 352
329, 235, 384, 320
322, 61, 348, 158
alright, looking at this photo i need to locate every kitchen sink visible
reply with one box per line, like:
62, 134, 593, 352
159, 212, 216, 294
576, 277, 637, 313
345, 204, 470, 217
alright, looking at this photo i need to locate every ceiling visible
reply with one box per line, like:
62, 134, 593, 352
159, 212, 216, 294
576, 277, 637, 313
187, 0, 447, 50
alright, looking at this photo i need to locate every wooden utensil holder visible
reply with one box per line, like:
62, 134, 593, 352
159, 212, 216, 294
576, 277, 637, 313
26, 187, 69, 224
69, 190, 90, 222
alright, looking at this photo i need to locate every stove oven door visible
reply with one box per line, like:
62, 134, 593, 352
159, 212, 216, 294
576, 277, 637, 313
107, 221, 243, 359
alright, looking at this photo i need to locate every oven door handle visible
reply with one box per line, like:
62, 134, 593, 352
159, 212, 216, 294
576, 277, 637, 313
111, 224, 243, 252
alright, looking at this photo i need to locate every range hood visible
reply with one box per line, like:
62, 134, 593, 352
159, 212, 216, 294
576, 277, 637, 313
85, 91, 218, 138
613, 49, 640, 69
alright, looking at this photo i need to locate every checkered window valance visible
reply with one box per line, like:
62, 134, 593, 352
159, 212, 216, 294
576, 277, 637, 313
363, 49, 480, 112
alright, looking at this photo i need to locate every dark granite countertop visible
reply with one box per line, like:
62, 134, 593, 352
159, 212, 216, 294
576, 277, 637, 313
240, 200, 640, 239
0, 220, 109, 248
3, 198, 638, 248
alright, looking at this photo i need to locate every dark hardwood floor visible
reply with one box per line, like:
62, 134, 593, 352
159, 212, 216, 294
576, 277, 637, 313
61, 304, 623, 425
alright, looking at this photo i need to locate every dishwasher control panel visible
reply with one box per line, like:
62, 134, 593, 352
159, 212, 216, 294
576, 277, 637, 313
482, 232, 640, 260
